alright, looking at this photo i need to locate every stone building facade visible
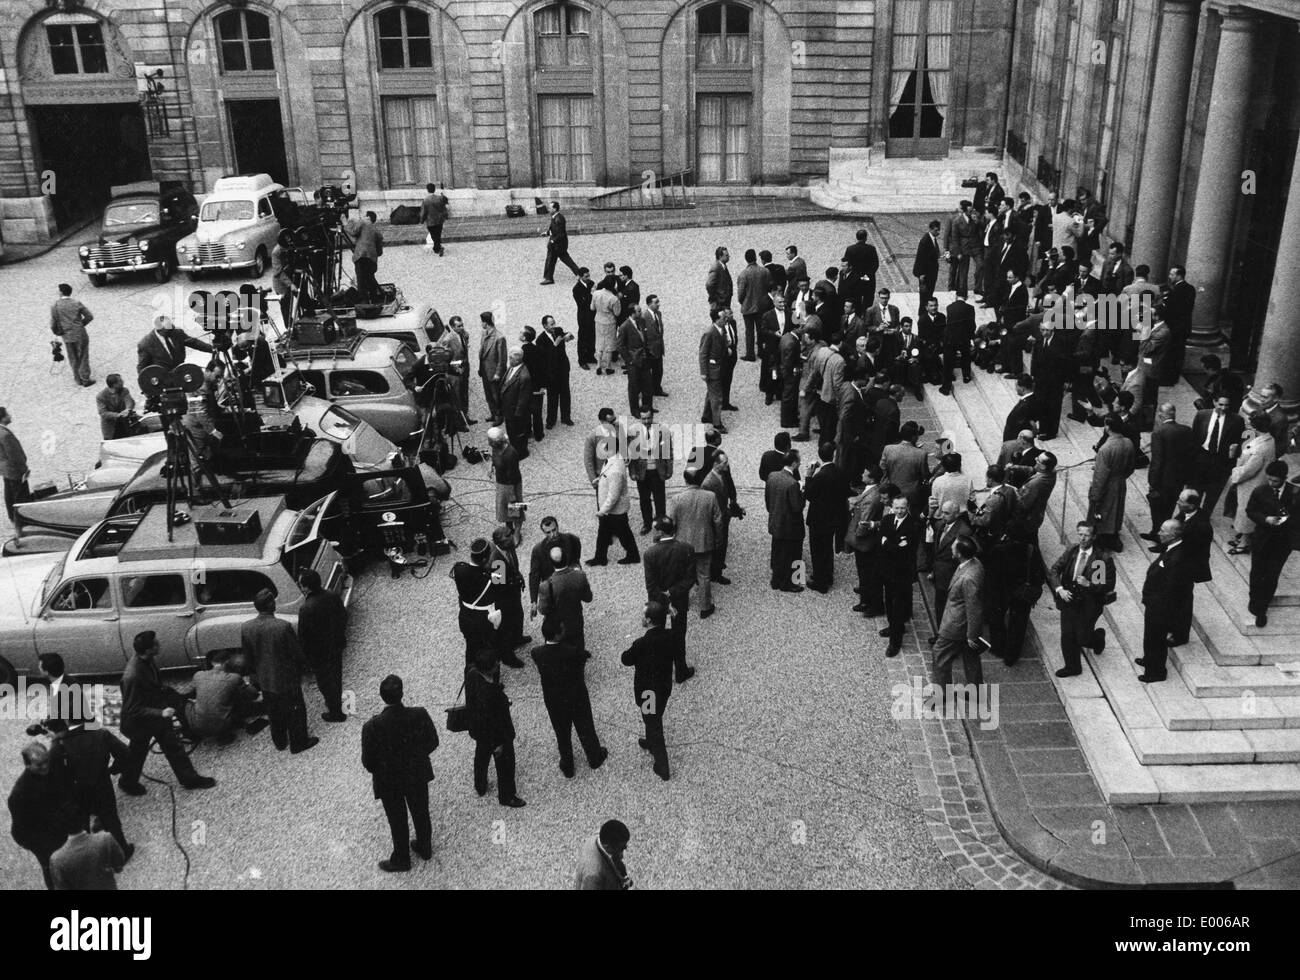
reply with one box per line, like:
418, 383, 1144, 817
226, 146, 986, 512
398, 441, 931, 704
0, 0, 1013, 243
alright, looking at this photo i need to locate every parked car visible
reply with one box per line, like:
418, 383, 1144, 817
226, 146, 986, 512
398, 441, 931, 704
356, 296, 446, 355
175, 174, 307, 279
4, 440, 351, 557
0, 494, 352, 685
284, 335, 421, 445
78, 181, 199, 287
94, 365, 400, 478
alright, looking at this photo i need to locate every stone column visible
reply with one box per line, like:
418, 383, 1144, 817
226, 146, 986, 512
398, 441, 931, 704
1183, 6, 1260, 350
1130, 0, 1201, 277
1244, 143, 1300, 423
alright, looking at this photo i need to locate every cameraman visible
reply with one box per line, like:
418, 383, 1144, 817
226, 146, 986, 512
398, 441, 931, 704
136, 314, 214, 376
95, 375, 136, 440
348, 211, 384, 302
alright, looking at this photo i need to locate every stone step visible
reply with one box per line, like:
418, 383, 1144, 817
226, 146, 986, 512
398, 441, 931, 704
927, 372, 1300, 799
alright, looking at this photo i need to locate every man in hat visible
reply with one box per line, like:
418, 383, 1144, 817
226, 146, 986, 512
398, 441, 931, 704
452, 539, 501, 665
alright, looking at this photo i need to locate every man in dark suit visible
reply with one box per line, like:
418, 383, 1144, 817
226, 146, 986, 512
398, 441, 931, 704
842, 228, 880, 301
620, 601, 676, 781
136, 315, 214, 375
1157, 266, 1196, 385
760, 431, 792, 484
643, 516, 697, 682
705, 245, 733, 313
616, 305, 654, 417
779, 321, 802, 428
913, 220, 943, 312
541, 201, 580, 284
783, 245, 807, 329
1190, 395, 1245, 515
879, 493, 921, 657
537, 552, 593, 656
49, 721, 132, 860
297, 569, 347, 723
1144, 403, 1194, 539
499, 350, 533, 458
7, 742, 72, 888
930, 500, 975, 628
118, 631, 216, 795
1048, 521, 1116, 677
804, 442, 849, 592
941, 296, 974, 393
531, 621, 608, 779
572, 269, 596, 368
1028, 324, 1073, 439
1073, 261, 1102, 300
867, 384, 902, 469
974, 172, 1005, 214
1002, 374, 1041, 442
765, 450, 806, 592
539, 315, 573, 426
1166, 489, 1212, 645
520, 326, 549, 442
1246, 461, 1299, 627
699, 312, 730, 431
528, 516, 581, 611
1000, 272, 1031, 332
361, 674, 439, 872
931, 537, 986, 694
644, 295, 668, 397
736, 248, 773, 362
242, 590, 318, 755
1136, 520, 1194, 682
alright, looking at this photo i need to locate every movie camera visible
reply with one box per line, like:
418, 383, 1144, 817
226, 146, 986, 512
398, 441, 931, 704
275, 185, 359, 315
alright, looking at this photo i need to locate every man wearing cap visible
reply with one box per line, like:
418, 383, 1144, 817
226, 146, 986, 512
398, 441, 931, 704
452, 540, 500, 665
642, 517, 697, 682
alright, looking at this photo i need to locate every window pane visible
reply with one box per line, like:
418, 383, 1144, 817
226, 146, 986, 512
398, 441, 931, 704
404, 9, 432, 39
50, 578, 112, 611
725, 4, 750, 34
567, 35, 591, 66
538, 35, 564, 66
220, 40, 247, 72
47, 26, 79, 74
376, 8, 403, 38
249, 39, 274, 71
536, 7, 561, 34
569, 96, 593, 182
724, 96, 749, 182
697, 95, 723, 183
698, 35, 723, 66
407, 37, 433, 69
725, 34, 749, 64
121, 573, 187, 608
410, 96, 441, 184
383, 97, 415, 186
378, 37, 405, 70
215, 12, 243, 41
245, 13, 272, 41
331, 371, 390, 395
539, 96, 569, 182
567, 6, 590, 34
698, 5, 722, 33
196, 570, 275, 606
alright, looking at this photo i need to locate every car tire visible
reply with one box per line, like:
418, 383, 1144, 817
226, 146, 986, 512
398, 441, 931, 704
0, 656, 16, 689
153, 259, 173, 284
89, 274, 107, 288
251, 247, 268, 278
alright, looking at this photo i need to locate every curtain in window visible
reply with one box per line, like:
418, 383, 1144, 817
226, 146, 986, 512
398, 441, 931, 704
569, 96, 593, 182
536, 6, 563, 65
697, 95, 723, 183
890, 0, 922, 112
724, 96, 749, 182
539, 96, 568, 182
410, 97, 441, 184
926, 0, 952, 110
383, 98, 414, 185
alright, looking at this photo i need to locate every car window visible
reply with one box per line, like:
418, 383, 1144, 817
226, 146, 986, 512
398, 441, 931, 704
330, 370, 389, 396
257, 197, 273, 218
377, 331, 418, 351
200, 200, 254, 222
317, 405, 360, 440
109, 493, 153, 518
120, 573, 187, 608
359, 475, 412, 505
299, 370, 326, 396
104, 202, 160, 227
48, 578, 113, 612
391, 347, 416, 380
195, 570, 277, 606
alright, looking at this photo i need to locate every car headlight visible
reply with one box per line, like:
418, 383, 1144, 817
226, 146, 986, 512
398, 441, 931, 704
78, 245, 89, 257
235, 241, 246, 250
139, 240, 150, 252
177, 244, 187, 253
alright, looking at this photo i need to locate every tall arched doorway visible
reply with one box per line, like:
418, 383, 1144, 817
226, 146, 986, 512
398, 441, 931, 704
17, 7, 151, 227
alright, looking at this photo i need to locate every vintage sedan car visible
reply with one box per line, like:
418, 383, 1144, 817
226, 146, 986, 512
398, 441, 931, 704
95, 366, 399, 479
287, 335, 421, 445
78, 181, 199, 286
0, 494, 351, 685
4, 439, 351, 557
176, 174, 307, 279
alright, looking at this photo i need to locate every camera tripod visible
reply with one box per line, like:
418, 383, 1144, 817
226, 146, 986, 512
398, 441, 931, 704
161, 417, 230, 542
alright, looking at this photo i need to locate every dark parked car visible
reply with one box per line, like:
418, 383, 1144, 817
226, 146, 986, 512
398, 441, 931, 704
4, 439, 352, 556
78, 180, 199, 286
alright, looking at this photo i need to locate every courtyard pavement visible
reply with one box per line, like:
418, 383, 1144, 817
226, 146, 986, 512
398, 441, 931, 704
1, 215, 1058, 890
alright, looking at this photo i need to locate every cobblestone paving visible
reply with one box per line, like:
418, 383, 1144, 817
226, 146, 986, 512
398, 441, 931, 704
0, 218, 1063, 889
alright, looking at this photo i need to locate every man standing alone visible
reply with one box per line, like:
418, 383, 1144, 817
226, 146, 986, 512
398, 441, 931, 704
541, 201, 581, 284
361, 674, 438, 872
51, 283, 94, 387
419, 183, 449, 256
242, 589, 319, 755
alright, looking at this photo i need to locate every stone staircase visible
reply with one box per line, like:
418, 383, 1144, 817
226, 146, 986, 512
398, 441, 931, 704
810, 148, 1002, 214
921, 302, 1300, 803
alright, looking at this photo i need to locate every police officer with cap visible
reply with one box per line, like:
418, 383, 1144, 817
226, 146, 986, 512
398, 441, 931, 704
451, 538, 500, 665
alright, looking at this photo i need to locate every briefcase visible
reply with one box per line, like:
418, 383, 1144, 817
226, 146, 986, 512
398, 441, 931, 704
445, 679, 469, 733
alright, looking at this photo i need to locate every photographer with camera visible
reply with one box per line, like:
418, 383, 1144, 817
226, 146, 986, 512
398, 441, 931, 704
137, 314, 214, 376
95, 375, 137, 440
51, 283, 94, 387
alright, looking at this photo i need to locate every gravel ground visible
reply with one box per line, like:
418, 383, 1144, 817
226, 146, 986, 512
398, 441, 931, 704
0, 219, 971, 889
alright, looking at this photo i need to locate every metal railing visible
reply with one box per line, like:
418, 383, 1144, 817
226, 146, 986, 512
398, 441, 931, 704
588, 169, 697, 211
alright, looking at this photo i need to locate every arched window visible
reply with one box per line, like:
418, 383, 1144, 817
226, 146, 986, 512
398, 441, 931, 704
697, 2, 750, 67
376, 5, 433, 70
535, 3, 591, 68
46, 17, 108, 75
215, 8, 275, 72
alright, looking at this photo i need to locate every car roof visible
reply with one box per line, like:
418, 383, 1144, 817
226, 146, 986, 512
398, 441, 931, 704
211, 174, 281, 196
289, 334, 407, 366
